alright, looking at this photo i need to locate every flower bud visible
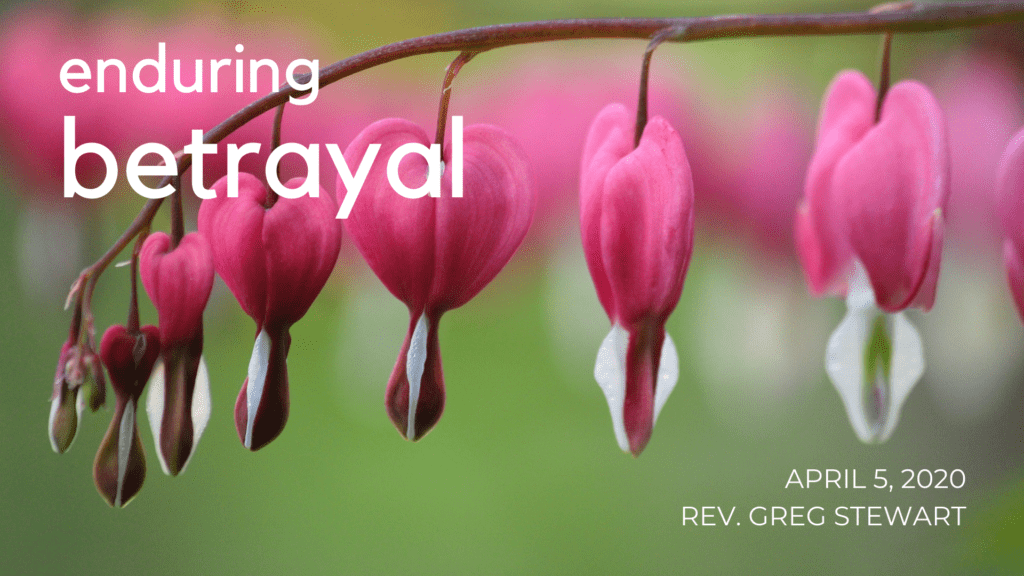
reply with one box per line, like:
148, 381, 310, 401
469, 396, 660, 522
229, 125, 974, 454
49, 340, 82, 454
49, 338, 106, 453
94, 324, 160, 507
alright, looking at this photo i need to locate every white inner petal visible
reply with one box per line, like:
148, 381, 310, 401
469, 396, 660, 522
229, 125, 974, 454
594, 326, 679, 452
883, 313, 924, 441
653, 333, 679, 424
594, 324, 630, 452
245, 329, 272, 449
145, 360, 170, 475
405, 313, 429, 439
845, 261, 876, 311
826, 297, 876, 442
147, 356, 212, 475
115, 399, 136, 508
825, 263, 925, 443
188, 356, 212, 467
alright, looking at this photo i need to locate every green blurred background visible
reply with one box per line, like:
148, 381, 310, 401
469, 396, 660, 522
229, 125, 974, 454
1, 0, 1023, 574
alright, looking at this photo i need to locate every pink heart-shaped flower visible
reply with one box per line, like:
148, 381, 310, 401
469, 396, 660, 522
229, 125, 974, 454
198, 174, 341, 450
798, 70, 949, 312
94, 324, 160, 508
139, 231, 215, 475
579, 103, 694, 456
140, 232, 214, 345
341, 118, 535, 440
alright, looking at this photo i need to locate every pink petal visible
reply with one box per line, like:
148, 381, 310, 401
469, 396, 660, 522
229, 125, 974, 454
430, 124, 535, 311
1004, 239, 1024, 325
837, 81, 949, 312
197, 173, 270, 326
99, 325, 161, 398
997, 127, 1024, 249
341, 119, 438, 312
343, 119, 534, 314
600, 116, 693, 325
140, 232, 214, 345
262, 177, 342, 329
797, 70, 875, 297
580, 103, 694, 328
580, 103, 633, 318
199, 174, 341, 330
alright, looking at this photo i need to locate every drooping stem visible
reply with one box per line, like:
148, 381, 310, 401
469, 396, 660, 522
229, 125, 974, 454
126, 226, 148, 335
68, 291, 83, 344
635, 27, 685, 147
875, 32, 894, 122
435, 51, 478, 148
272, 103, 285, 152
190, 2, 1024, 178
77, 197, 164, 345
870, 1, 915, 121
170, 174, 184, 249
268, 103, 286, 208
69, 1, 1024, 322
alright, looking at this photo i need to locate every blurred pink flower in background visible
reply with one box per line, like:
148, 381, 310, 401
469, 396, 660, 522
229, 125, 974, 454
460, 50, 723, 249
0, 6, 113, 195
0, 5, 379, 200
0, 5, 373, 300
920, 49, 1024, 251
717, 85, 813, 260
997, 126, 1024, 322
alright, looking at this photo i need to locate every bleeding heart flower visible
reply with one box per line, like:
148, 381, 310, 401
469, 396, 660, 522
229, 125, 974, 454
139, 231, 214, 475
94, 323, 160, 508
198, 173, 341, 450
341, 118, 535, 440
579, 103, 695, 456
997, 126, 1024, 322
797, 70, 950, 443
